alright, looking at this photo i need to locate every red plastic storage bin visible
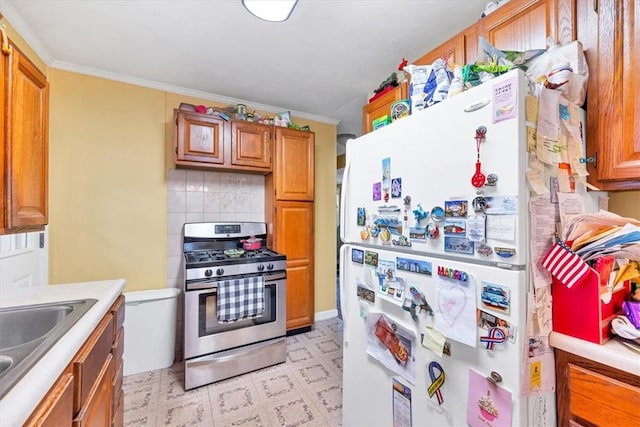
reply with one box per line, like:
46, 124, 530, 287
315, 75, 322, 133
552, 268, 630, 344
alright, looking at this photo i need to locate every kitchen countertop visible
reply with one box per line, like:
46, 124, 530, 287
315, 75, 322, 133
550, 331, 640, 377
0, 279, 125, 427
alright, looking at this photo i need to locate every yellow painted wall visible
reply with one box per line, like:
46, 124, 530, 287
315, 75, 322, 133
48, 70, 337, 313
48, 70, 167, 290
609, 191, 640, 218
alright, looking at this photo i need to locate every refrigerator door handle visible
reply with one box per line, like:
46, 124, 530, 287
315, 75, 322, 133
339, 146, 352, 243
339, 244, 349, 342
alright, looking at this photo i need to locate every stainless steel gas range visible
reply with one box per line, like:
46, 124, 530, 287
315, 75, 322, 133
182, 222, 286, 390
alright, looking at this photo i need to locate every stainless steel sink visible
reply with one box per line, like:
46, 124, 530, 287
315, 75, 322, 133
0, 299, 97, 399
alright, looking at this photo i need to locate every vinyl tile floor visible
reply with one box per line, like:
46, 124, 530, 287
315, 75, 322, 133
123, 317, 344, 427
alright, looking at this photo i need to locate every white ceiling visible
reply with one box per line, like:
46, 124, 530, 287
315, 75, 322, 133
1, 0, 488, 145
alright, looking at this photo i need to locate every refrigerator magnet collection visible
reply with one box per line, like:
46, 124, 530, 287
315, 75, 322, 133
338, 70, 583, 426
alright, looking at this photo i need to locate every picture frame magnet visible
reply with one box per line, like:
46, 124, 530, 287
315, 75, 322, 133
426, 223, 440, 239
472, 196, 487, 212
430, 206, 445, 222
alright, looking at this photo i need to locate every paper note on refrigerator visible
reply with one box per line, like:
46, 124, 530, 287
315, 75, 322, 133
421, 327, 447, 357
467, 369, 513, 427
433, 275, 477, 347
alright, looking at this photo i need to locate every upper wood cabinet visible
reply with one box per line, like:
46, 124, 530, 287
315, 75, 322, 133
362, 82, 408, 135
482, 0, 550, 51
581, 0, 640, 190
175, 110, 226, 166
229, 120, 272, 170
272, 127, 314, 201
1, 40, 49, 235
414, 33, 465, 66
361, 0, 563, 135
174, 110, 272, 173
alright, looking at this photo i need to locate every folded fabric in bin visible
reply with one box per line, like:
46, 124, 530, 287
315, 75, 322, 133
217, 276, 265, 323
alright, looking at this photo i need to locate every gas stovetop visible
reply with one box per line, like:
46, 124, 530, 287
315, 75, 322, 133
185, 248, 285, 268
182, 222, 287, 283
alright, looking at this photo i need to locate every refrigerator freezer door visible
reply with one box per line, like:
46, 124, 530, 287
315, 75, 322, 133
341, 70, 529, 267
341, 244, 530, 426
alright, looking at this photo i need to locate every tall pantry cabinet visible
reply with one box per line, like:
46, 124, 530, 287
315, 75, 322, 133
265, 127, 315, 331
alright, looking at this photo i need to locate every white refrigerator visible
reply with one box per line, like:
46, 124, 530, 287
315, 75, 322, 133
339, 70, 557, 426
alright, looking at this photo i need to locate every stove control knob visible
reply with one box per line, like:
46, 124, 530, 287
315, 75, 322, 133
257, 264, 265, 272
267, 263, 274, 271
204, 269, 213, 277
216, 268, 224, 276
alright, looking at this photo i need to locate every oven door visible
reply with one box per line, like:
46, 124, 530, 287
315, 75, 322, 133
184, 272, 286, 359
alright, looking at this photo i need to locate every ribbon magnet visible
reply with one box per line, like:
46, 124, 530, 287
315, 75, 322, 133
427, 361, 446, 405
480, 327, 506, 350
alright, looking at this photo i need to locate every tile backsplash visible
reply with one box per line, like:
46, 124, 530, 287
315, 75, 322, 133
166, 169, 265, 289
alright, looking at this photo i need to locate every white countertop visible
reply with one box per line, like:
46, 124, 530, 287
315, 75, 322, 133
0, 279, 125, 427
550, 331, 640, 377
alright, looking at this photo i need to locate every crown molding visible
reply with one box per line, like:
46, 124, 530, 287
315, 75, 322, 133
0, 0, 54, 64
51, 60, 340, 126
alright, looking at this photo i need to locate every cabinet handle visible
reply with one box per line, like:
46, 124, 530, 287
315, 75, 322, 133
593, 0, 598, 13
1, 24, 13, 56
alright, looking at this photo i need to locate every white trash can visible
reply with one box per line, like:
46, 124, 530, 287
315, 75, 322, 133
123, 288, 180, 376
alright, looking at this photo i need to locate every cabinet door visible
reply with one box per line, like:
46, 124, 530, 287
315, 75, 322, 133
274, 127, 314, 201
414, 33, 464, 67
0, 35, 6, 234
273, 201, 314, 330
463, 22, 482, 65
24, 372, 74, 427
73, 354, 114, 427
4, 42, 49, 231
175, 111, 226, 165
362, 83, 408, 135
584, 0, 640, 189
483, 0, 549, 51
230, 120, 271, 170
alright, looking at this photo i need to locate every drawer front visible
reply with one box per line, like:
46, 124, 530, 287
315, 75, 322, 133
73, 354, 114, 427
568, 363, 640, 425
73, 313, 114, 413
111, 295, 125, 341
112, 389, 124, 427
111, 360, 123, 417
112, 327, 124, 375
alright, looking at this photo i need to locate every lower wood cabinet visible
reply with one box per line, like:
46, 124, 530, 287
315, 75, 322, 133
555, 348, 640, 425
24, 370, 74, 427
73, 354, 113, 427
269, 201, 314, 331
24, 295, 125, 427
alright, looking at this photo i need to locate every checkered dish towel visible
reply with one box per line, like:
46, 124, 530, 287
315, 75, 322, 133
217, 276, 265, 323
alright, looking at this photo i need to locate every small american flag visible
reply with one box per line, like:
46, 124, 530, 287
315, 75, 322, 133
541, 239, 591, 288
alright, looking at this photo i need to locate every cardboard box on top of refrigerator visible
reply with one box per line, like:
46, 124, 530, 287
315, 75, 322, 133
552, 267, 630, 344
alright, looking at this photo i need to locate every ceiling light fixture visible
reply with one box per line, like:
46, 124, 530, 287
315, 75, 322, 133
242, 0, 298, 22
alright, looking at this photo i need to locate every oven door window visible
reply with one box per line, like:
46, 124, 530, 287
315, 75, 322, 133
199, 283, 277, 336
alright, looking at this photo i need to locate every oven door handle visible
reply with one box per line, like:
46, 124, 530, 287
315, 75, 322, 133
186, 271, 285, 291
188, 337, 284, 366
